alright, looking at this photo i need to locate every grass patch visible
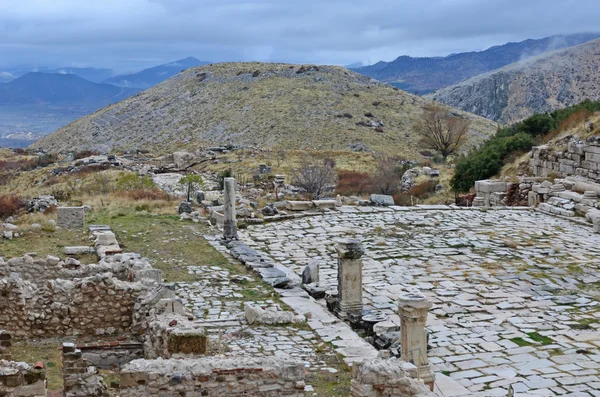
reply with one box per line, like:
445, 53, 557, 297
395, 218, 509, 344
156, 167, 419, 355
307, 351, 352, 396
511, 332, 554, 347
526, 332, 553, 345
0, 222, 92, 260
86, 208, 229, 283
11, 340, 63, 391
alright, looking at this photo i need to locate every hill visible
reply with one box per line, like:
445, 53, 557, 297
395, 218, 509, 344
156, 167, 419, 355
426, 39, 600, 125
43, 67, 114, 83
353, 33, 600, 94
31, 62, 498, 156
0, 72, 140, 109
103, 57, 210, 89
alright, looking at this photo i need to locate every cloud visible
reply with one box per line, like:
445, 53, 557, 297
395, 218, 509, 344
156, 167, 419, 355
0, 0, 599, 70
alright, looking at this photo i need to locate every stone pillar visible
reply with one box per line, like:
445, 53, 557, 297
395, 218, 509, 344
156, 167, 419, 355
335, 239, 364, 321
397, 292, 434, 390
223, 177, 238, 241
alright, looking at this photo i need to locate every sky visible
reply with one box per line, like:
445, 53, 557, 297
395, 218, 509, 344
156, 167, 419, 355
0, 0, 599, 73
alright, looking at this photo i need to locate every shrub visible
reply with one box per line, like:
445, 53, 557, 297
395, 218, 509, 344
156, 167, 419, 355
74, 150, 100, 160
291, 157, 335, 199
51, 186, 73, 202
116, 173, 156, 191
120, 189, 171, 201
451, 100, 600, 193
393, 180, 438, 205
215, 169, 233, 190
135, 203, 151, 212
0, 195, 25, 218
336, 170, 373, 196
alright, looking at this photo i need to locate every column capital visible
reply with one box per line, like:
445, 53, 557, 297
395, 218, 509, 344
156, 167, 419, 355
335, 238, 364, 259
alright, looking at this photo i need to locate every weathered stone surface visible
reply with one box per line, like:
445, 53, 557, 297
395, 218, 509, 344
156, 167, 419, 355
177, 201, 193, 214
120, 357, 305, 397
57, 206, 85, 229
223, 177, 238, 241
286, 201, 314, 211
350, 358, 435, 396
302, 259, 320, 284
370, 194, 394, 206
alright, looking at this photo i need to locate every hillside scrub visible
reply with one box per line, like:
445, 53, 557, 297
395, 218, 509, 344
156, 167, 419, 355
0, 194, 25, 218
451, 100, 600, 193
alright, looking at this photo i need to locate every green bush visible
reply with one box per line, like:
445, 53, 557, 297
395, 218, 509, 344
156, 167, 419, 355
116, 173, 156, 191
451, 100, 600, 193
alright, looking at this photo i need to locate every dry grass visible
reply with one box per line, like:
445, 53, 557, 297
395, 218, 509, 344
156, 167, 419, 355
32, 62, 497, 157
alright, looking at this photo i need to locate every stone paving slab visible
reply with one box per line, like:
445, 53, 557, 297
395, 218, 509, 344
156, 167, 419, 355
239, 209, 600, 396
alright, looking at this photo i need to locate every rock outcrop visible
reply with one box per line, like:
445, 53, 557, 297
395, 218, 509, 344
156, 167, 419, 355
427, 38, 600, 124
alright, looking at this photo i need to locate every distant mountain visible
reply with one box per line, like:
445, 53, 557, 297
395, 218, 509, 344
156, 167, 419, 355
44, 67, 114, 83
31, 62, 498, 156
0, 72, 140, 109
427, 39, 600, 124
0, 72, 14, 83
353, 33, 600, 94
103, 57, 210, 89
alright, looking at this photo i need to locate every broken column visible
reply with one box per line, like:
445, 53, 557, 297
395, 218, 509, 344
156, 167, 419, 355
397, 292, 434, 390
223, 177, 238, 241
223, 178, 237, 241
335, 239, 364, 321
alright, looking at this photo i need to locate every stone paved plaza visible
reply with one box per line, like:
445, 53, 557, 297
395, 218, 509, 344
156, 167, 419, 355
239, 207, 600, 396
172, 263, 343, 394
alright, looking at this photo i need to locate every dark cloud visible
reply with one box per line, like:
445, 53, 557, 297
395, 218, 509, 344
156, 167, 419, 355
0, 0, 598, 71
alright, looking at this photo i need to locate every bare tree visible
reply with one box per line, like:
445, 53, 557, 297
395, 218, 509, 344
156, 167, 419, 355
371, 155, 408, 195
291, 157, 335, 199
417, 105, 470, 161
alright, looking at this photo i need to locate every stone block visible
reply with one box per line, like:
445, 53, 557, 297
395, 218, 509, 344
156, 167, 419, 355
585, 152, 600, 163
285, 201, 314, 211
57, 206, 85, 229
474, 180, 508, 194
370, 194, 394, 206
96, 231, 118, 246
64, 246, 94, 255
583, 145, 600, 154
312, 200, 337, 209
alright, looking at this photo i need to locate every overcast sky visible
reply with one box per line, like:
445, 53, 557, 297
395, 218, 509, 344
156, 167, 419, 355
0, 0, 599, 72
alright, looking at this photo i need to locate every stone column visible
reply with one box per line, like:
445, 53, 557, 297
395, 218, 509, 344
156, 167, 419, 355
223, 177, 238, 241
335, 239, 364, 321
397, 292, 434, 390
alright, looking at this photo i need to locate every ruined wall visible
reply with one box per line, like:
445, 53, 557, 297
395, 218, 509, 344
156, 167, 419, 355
119, 357, 305, 397
0, 360, 46, 397
350, 358, 435, 397
530, 139, 600, 182
62, 343, 109, 397
132, 286, 207, 359
0, 273, 144, 338
0, 253, 160, 283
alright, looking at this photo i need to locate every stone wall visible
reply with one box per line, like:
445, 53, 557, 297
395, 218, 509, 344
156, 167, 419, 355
0, 359, 46, 397
119, 356, 305, 397
62, 342, 108, 397
530, 139, 600, 182
0, 253, 161, 283
0, 273, 146, 338
350, 358, 435, 397
133, 286, 208, 359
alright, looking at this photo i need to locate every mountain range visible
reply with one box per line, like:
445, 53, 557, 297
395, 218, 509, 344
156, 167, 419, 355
353, 33, 600, 94
30, 62, 498, 156
0, 73, 140, 108
427, 38, 600, 124
103, 57, 210, 88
